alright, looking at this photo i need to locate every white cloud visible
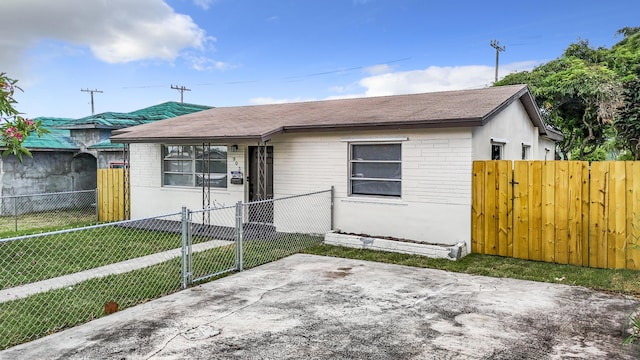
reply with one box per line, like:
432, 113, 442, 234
364, 64, 393, 76
358, 61, 538, 96
0, 0, 210, 73
185, 54, 236, 71
249, 61, 539, 106
193, 0, 216, 10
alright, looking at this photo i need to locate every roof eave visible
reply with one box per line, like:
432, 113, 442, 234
543, 128, 564, 142
263, 118, 484, 140
0, 147, 79, 152
110, 135, 265, 144
112, 118, 485, 144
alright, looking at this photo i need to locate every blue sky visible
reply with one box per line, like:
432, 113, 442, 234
1, 0, 638, 119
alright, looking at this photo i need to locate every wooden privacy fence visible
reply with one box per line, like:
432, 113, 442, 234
97, 168, 129, 222
472, 160, 640, 270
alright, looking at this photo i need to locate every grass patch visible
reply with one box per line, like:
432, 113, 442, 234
0, 227, 181, 288
0, 257, 184, 350
0, 208, 97, 235
302, 244, 640, 296
189, 234, 323, 282
0, 232, 323, 350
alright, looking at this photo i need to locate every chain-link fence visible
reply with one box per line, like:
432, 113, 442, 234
0, 189, 332, 350
188, 189, 332, 284
0, 190, 97, 233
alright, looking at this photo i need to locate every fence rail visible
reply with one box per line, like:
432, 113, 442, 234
0, 190, 97, 233
472, 160, 640, 270
0, 189, 332, 350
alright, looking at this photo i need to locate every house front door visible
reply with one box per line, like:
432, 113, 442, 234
248, 146, 274, 223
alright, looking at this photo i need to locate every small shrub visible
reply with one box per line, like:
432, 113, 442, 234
624, 310, 640, 346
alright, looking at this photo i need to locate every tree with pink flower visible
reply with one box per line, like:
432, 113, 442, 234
1, 73, 48, 162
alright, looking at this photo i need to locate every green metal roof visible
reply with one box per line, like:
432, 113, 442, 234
24, 102, 211, 150
87, 139, 124, 150
21, 126, 78, 151
53, 102, 212, 129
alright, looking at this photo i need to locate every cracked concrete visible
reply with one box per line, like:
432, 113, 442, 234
1, 254, 639, 359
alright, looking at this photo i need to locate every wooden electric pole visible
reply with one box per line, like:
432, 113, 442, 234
171, 85, 191, 103
81, 88, 103, 115
490, 40, 506, 83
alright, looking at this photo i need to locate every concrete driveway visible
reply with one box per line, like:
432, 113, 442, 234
2, 254, 638, 359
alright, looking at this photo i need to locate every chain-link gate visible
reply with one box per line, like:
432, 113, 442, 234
0, 189, 332, 350
182, 189, 332, 286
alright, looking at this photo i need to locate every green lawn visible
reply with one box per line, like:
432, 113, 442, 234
0, 257, 183, 349
0, 232, 323, 350
0, 226, 181, 289
0, 208, 97, 235
302, 244, 640, 296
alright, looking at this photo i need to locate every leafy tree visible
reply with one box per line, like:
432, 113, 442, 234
493, 29, 640, 160
615, 76, 640, 159
0, 73, 48, 162
496, 56, 621, 159
569, 146, 607, 162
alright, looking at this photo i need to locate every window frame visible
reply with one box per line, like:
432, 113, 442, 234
162, 144, 228, 189
521, 143, 531, 160
348, 142, 402, 198
491, 143, 503, 160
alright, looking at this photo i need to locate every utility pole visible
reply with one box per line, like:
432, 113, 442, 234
490, 40, 506, 83
81, 88, 103, 115
171, 85, 191, 103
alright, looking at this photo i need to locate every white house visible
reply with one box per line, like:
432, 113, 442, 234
111, 85, 561, 255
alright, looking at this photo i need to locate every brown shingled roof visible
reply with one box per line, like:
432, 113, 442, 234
111, 84, 549, 144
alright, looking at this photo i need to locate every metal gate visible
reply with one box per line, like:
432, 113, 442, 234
181, 189, 332, 288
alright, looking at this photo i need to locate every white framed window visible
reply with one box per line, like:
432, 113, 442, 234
162, 145, 227, 188
491, 138, 507, 160
349, 143, 401, 197
491, 144, 503, 160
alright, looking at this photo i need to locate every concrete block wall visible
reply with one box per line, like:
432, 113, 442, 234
270, 128, 474, 248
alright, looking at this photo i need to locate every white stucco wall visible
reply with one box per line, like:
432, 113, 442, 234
128, 143, 246, 221
472, 99, 555, 160
127, 102, 556, 250
270, 128, 473, 248
128, 128, 475, 248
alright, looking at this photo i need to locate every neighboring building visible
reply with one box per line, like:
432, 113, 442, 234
111, 85, 562, 250
0, 102, 211, 198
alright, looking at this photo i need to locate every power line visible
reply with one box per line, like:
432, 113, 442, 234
171, 85, 191, 103
490, 40, 506, 83
81, 88, 103, 115
122, 57, 413, 90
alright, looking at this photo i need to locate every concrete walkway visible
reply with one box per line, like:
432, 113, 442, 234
0, 239, 233, 303
2, 254, 639, 359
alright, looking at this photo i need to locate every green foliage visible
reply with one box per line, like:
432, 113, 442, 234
624, 312, 640, 346
498, 57, 621, 159
0, 73, 49, 162
495, 28, 640, 160
615, 77, 640, 159
569, 146, 607, 161
618, 150, 635, 160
